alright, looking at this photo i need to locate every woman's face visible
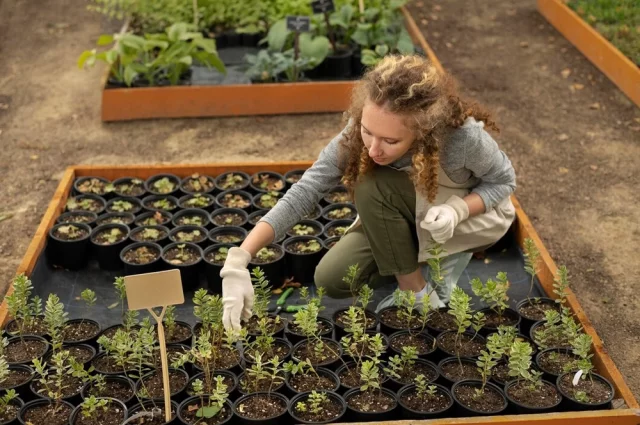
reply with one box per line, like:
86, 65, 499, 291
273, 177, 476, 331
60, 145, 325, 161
361, 98, 415, 166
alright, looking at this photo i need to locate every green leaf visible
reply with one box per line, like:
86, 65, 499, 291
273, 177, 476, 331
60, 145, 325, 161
374, 44, 389, 56
266, 19, 289, 52
178, 56, 193, 66
97, 34, 114, 46
396, 29, 414, 54
193, 37, 217, 53
77, 50, 95, 69
124, 66, 138, 86
299, 34, 330, 65
104, 50, 118, 64
197, 405, 221, 418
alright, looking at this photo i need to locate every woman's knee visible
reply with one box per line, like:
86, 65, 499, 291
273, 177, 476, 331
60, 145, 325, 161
314, 253, 352, 299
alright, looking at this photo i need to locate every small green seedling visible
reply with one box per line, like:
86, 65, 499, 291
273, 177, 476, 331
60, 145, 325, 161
471, 272, 510, 321
80, 395, 110, 419
508, 340, 543, 391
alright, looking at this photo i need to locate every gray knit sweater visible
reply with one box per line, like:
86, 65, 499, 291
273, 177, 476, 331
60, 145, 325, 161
260, 118, 517, 242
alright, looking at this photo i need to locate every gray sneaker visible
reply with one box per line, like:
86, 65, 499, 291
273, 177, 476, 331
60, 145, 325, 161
375, 294, 396, 313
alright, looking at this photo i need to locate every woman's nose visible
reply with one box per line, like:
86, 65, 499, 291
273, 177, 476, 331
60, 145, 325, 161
369, 139, 382, 157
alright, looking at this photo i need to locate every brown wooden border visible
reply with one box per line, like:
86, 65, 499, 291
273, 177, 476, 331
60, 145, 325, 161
537, 0, 640, 107
100, 7, 434, 121
0, 162, 637, 425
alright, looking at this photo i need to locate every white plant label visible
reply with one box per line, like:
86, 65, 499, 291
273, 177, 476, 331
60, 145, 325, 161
572, 369, 584, 386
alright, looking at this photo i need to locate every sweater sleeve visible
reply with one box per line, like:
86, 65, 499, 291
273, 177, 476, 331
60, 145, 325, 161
258, 124, 350, 242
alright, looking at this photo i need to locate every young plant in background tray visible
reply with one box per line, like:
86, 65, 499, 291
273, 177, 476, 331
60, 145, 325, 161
32, 350, 76, 412
114, 276, 140, 332
566, 333, 594, 378
190, 375, 229, 420
415, 373, 438, 398
44, 293, 68, 353
471, 271, 510, 324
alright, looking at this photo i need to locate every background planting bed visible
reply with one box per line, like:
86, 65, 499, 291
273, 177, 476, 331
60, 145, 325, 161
0, 161, 637, 425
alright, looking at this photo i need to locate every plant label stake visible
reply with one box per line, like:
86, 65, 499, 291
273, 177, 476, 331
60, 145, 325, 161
286, 16, 311, 79
124, 269, 185, 422
312, 0, 337, 51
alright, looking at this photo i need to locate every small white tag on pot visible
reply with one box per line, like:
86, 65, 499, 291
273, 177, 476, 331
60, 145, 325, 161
573, 369, 584, 386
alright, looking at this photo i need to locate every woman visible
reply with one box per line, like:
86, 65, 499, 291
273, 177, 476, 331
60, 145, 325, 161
221, 55, 516, 331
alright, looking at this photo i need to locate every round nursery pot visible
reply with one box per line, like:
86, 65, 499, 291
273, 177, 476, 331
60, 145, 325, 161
186, 370, 239, 402
397, 383, 454, 420
321, 203, 357, 223
55, 211, 97, 228
171, 208, 211, 229
285, 316, 334, 346
128, 399, 179, 425
210, 208, 249, 229
111, 176, 147, 198
4, 315, 47, 339
160, 321, 193, 346
134, 210, 173, 228
95, 212, 136, 228
242, 338, 293, 369
216, 189, 253, 212
30, 366, 84, 406
451, 380, 508, 417
351, 49, 366, 78
556, 372, 614, 411
81, 375, 136, 407
336, 361, 390, 394
129, 225, 170, 247
203, 243, 235, 294
282, 236, 325, 284
247, 209, 269, 230
437, 357, 483, 388
285, 367, 340, 396
249, 244, 286, 289
18, 399, 74, 425
178, 397, 234, 425
303, 204, 323, 222
285, 219, 324, 239
46, 222, 92, 270
504, 379, 563, 414
252, 192, 284, 211
90, 223, 131, 270
233, 392, 289, 425
121, 241, 164, 276
241, 31, 263, 47
169, 225, 209, 249
142, 195, 180, 214
105, 196, 143, 215
0, 395, 23, 424
178, 193, 217, 213
535, 348, 580, 383
384, 359, 439, 393
322, 219, 354, 240
323, 236, 341, 251
284, 169, 306, 189
215, 171, 251, 192
529, 320, 572, 350
331, 308, 379, 341
73, 176, 111, 197
69, 397, 128, 425
249, 171, 286, 193
0, 364, 34, 403
516, 297, 560, 335
62, 318, 101, 347
236, 370, 286, 396
344, 387, 398, 422
289, 391, 347, 425
291, 338, 343, 371
135, 368, 190, 404
180, 173, 216, 195
426, 307, 458, 336
145, 173, 182, 197
161, 242, 204, 291
378, 306, 427, 336
208, 226, 247, 246
477, 308, 521, 337
322, 185, 351, 206
435, 330, 486, 362
90, 351, 134, 377
65, 194, 106, 215
5, 336, 50, 366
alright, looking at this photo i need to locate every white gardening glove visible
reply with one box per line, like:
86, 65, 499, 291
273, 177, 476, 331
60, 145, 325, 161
420, 195, 469, 244
220, 247, 254, 332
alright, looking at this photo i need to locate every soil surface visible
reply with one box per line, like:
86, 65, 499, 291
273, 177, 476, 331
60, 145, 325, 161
51, 344, 94, 364
62, 321, 100, 342
22, 403, 73, 425
289, 371, 338, 393
212, 213, 245, 227
6, 316, 48, 336
0, 0, 638, 399
558, 373, 613, 404
239, 372, 285, 394
454, 384, 505, 413
74, 406, 125, 425
92, 354, 130, 375
400, 387, 451, 413
123, 245, 160, 264
293, 339, 341, 366
437, 332, 485, 357
195, 346, 241, 371
139, 370, 187, 399
391, 360, 438, 385
180, 401, 232, 425
507, 381, 561, 408
85, 378, 134, 402
427, 310, 457, 332
294, 394, 343, 423
135, 212, 171, 227
5, 339, 47, 363
537, 350, 579, 375
347, 390, 396, 413
380, 309, 423, 331
518, 300, 561, 321
482, 310, 519, 328
0, 368, 32, 389
390, 332, 435, 355
0, 404, 18, 423
440, 360, 483, 382
163, 245, 200, 266
236, 394, 286, 420
245, 315, 285, 335
34, 374, 84, 398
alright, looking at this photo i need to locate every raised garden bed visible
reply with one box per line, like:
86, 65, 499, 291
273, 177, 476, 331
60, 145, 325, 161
0, 161, 636, 425
538, 0, 640, 107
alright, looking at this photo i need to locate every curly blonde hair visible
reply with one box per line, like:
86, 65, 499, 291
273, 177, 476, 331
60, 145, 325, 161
341, 54, 499, 202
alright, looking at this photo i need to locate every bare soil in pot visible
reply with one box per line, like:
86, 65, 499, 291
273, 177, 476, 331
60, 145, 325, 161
51, 224, 90, 241
83, 377, 134, 402
400, 384, 452, 413
0, 400, 19, 423
518, 299, 560, 322
0, 367, 32, 389
6, 316, 47, 337
287, 319, 332, 338
180, 398, 232, 425
251, 173, 285, 192
428, 309, 458, 333
123, 244, 161, 264
243, 339, 290, 363
481, 309, 520, 328
248, 210, 267, 226
557, 373, 613, 404
181, 173, 215, 193
66, 196, 104, 213
346, 389, 396, 413
288, 369, 339, 393
437, 332, 486, 357
113, 178, 146, 197
389, 332, 435, 356
292, 339, 341, 366
285, 170, 304, 185
216, 172, 249, 191
292, 391, 344, 423
380, 308, 424, 331
537, 349, 579, 376
92, 226, 128, 245
56, 212, 96, 225
137, 369, 188, 399
5, 337, 48, 363
92, 353, 131, 375
135, 211, 172, 227
130, 226, 168, 244
439, 358, 483, 382
235, 393, 287, 420
21, 400, 73, 425
193, 346, 241, 371
163, 243, 201, 266
44, 344, 94, 365
453, 382, 506, 413
324, 187, 351, 204
506, 380, 561, 408
96, 213, 135, 226
152, 345, 189, 370
244, 314, 285, 336
212, 212, 246, 227
33, 373, 84, 399
390, 360, 438, 386
162, 323, 192, 345
209, 227, 246, 245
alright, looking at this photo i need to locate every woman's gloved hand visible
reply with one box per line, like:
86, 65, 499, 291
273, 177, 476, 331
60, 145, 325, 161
221, 247, 254, 331
420, 195, 469, 244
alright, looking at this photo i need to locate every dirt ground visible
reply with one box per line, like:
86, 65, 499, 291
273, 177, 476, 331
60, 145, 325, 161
1, 0, 639, 399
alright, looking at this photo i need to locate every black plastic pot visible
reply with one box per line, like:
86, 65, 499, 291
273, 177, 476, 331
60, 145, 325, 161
111, 176, 147, 198
6, 336, 50, 367
282, 236, 325, 284
236, 370, 286, 396
322, 219, 354, 240
90, 351, 134, 377
4, 315, 47, 339
55, 211, 98, 228
477, 307, 521, 337
62, 318, 101, 347
516, 297, 559, 335
336, 361, 390, 394
46, 222, 92, 270
344, 387, 398, 422
504, 379, 563, 414
378, 307, 425, 336
325, 48, 355, 79
178, 193, 217, 212
426, 307, 458, 337
215, 171, 251, 192
128, 399, 179, 425
178, 397, 234, 425
90, 223, 131, 270
69, 397, 128, 424
242, 338, 293, 369
210, 207, 249, 229
285, 316, 334, 346
191, 345, 243, 378
322, 236, 341, 251
73, 176, 111, 197
291, 338, 343, 370
252, 191, 284, 211
180, 173, 216, 195
388, 330, 437, 360
129, 225, 171, 247
80, 375, 136, 407
223, 31, 242, 48
556, 372, 614, 411
208, 226, 247, 247
95, 211, 136, 228
216, 189, 253, 212
247, 209, 269, 230
249, 171, 286, 194
0, 365, 34, 403
249, 244, 286, 289
142, 195, 180, 214
289, 391, 346, 424
331, 308, 379, 341
135, 368, 190, 404
186, 370, 239, 402
105, 196, 143, 215
351, 49, 366, 78
0, 396, 22, 424
435, 330, 486, 362
451, 380, 508, 417
529, 320, 572, 350
161, 321, 193, 346
120, 241, 164, 276
436, 357, 481, 388
134, 210, 173, 228
161, 242, 204, 291
145, 173, 182, 197
303, 204, 323, 222
320, 203, 357, 223
397, 383, 454, 420
65, 193, 107, 215
241, 31, 263, 47
169, 225, 209, 249
283, 169, 306, 190
285, 367, 340, 396
286, 219, 325, 239
18, 399, 74, 425
202, 243, 235, 294
322, 185, 350, 206
233, 392, 289, 425
30, 368, 83, 406
384, 358, 439, 393
171, 208, 211, 229
535, 347, 579, 383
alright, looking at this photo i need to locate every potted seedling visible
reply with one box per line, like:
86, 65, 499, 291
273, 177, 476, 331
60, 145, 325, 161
169, 226, 208, 248
247, 209, 269, 229
171, 209, 210, 228
95, 212, 136, 227
436, 287, 487, 361
471, 272, 520, 335
134, 210, 173, 228
379, 288, 428, 335
178, 375, 233, 425
73, 177, 112, 197
535, 346, 580, 384
180, 173, 215, 195
556, 334, 614, 411
383, 346, 439, 392
332, 265, 379, 340
4, 274, 47, 338
80, 370, 135, 407
105, 197, 142, 215
111, 177, 147, 198
398, 375, 453, 420
93, 328, 138, 377
30, 350, 91, 409
121, 242, 163, 276
0, 354, 34, 403
61, 289, 101, 347
284, 169, 306, 189
290, 390, 346, 424
161, 242, 204, 291
178, 193, 216, 212
90, 223, 130, 270
323, 185, 351, 205
531, 308, 581, 350
249, 172, 286, 193
284, 359, 340, 395
233, 390, 289, 425
215, 171, 250, 192
65, 194, 106, 215
69, 396, 127, 425
56, 211, 98, 227
145, 174, 181, 196
243, 268, 285, 338
252, 191, 284, 210
210, 208, 248, 228
249, 245, 285, 290
286, 220, 324, 238
135, 366, 189, 404
98, 277, 141, 341
290, 298, 342, 370
322, 219, 353, 239
0, 357, 25, 423
283, 236, 324, 284
321, 203, 357, 222
216, 190, 253, 211
516, 239, 561, 333
142, 195, 179, 213
46, 222, 92, 270
481, 325, 522, 386
303, 204, 323, 221
203, 244, 233, 293
208, 227, 247, 246
322, 236, 340, 250
183, 369, 237, 402
129, 225, 170, 246
155, 305, 192, 346
344, 359, 398, 422
285, 287, 334, 345
242, 319, 292, 368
